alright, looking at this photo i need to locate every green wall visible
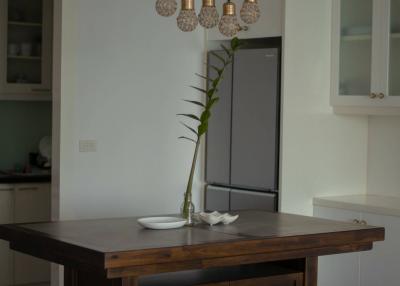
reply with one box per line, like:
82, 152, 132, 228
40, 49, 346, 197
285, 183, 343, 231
0, 101, 52, 170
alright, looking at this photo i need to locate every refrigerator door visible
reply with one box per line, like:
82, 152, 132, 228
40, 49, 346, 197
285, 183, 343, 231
230, 189, 277, 212
205, 51, 233, 186
205, 185, 230, 212
231, 48, 280, 191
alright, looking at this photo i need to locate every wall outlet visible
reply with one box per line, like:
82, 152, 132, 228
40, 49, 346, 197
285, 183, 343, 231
79, 140, 97, 153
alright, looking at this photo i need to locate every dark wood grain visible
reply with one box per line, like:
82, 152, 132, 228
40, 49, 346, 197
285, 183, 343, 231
0, 210, 384, 285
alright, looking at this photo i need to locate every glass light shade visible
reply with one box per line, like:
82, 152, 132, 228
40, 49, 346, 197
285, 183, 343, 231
177, 9, 199, 32
155, 0, 178, 17
218, 14, 239, 37
240, 0, 261, 24
199, 6, 219, 29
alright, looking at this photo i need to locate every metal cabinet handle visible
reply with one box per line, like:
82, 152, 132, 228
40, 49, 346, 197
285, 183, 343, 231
377, 93, 385, 99
369, 93, 377, 99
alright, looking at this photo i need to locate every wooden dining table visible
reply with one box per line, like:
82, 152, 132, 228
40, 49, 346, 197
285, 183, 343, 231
0, 210, 384, 286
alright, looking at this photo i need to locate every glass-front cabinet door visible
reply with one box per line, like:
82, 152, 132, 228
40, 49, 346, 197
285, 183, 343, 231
331, 0, 400, 113
0, 0, 52, 99
389, 0, 400, 97
339, 0, 373, 97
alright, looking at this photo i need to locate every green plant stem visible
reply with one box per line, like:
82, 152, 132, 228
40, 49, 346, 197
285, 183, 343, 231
182, 138, 200, 219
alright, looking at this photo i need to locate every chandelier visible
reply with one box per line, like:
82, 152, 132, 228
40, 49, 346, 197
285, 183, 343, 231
155, 0, 261, 37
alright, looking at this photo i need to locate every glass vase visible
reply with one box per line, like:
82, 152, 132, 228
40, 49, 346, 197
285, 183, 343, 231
181, 193, 195, 226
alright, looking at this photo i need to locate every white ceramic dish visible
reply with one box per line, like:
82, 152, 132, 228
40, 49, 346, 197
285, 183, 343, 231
199, 211, 239, 226
137, 217, 186, 230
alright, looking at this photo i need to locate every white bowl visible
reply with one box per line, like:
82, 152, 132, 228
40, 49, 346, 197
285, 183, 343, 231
137, 217, 186, 230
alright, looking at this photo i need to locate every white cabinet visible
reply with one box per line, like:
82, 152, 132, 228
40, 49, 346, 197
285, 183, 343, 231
314, 206, 361, 286
314, 205, 400, 286
359, 213, 400, 286
0, 183, 51, 285
331, 0, 400, 114
0, 0, 53, 101
13, 183, 51, 285
0, 185, 13, 286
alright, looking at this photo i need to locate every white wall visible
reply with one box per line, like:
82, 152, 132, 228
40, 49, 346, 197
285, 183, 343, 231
367, 117, 400, 197
207, 0, 282, 40
59, 0, 206, 220
280, 0, 369, 216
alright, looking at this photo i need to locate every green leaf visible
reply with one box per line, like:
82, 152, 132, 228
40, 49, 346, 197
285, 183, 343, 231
177, 113, 200, 121
200, 110, 211, 123
221, 44, 232, 57
190, 86, 207, 94
198, 122, 209, 136
195, 73, 213, 82
207, 88, 216, 99
180, 122, 198, 136
210, 65, 223, 76
178, 136, 197, 143
210, 51, 226, 64
206, 97, 219, 109
183, 99, 205, 108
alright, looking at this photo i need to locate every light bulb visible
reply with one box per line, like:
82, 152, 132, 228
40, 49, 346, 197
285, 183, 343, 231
218, 1, 239, 37
240, 0, 260, 24
177, 0, 199, 32
155, 0, 178, 17
198, 0, 219, 29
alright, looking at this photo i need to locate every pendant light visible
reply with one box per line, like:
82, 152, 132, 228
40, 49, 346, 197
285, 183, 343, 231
177, 0, 199, 32
155, 0, 178, 17
198, 0, 219, 29
218, 0, 239, 37
240, 0, 260, 24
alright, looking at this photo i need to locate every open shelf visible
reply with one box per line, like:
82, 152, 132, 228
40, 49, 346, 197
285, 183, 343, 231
7, 56, 42, 61
8, 21, 42, 28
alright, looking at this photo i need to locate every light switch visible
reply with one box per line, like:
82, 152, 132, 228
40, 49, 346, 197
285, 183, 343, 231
79, 140, 97, 152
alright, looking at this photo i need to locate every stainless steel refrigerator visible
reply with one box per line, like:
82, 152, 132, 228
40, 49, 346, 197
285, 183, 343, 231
205, 42, 281, 213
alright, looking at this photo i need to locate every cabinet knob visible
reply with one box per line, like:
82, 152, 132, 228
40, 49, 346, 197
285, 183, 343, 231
377, 93, 385, 99
352, 219, 360, 224
369, 93, 377, 99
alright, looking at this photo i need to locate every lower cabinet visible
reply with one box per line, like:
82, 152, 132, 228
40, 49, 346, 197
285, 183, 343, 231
314, 205, 400, 286
0, 186, 13, 286
0, 183, 51, 286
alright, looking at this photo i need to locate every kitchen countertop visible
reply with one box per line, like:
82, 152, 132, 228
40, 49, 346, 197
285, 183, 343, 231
314, 194, 400, 217
0, 174, 51, 184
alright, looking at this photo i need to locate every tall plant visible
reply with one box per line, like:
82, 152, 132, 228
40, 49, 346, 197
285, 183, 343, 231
179, 37, 242, 220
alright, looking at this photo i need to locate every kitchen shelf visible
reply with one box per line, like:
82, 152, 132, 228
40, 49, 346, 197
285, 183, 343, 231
7, 56, 42, 61
342, 34, 371, 41
8, 21, 42, 28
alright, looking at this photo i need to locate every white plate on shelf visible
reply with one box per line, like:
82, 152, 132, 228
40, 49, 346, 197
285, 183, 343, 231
137, 217, 186, 230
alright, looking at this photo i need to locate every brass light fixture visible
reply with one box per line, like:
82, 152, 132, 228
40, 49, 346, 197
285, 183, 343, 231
218, 0, 239, 37
155, 0, 261, 37
198, 0, 219, 29
240, 0, 260, 24
177, 0, 199, 32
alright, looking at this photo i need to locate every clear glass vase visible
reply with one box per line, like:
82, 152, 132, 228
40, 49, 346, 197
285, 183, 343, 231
181, 193, 195, 226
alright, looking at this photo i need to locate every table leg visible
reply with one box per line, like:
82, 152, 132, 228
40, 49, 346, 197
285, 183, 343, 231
64, 267, 138, 286
304, 257, 318, 286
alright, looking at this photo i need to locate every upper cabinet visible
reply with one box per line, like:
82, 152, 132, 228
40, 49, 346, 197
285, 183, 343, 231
331, 0, 400, 114
0, 0, 53, 101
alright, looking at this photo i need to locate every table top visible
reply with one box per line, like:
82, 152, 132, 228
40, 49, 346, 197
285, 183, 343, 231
0, 210, 384, 276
